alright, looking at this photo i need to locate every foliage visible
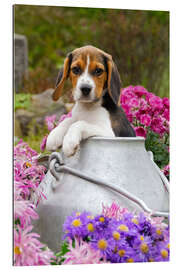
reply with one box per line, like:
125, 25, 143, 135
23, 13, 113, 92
14, 5, 169, 96
14, 93, 32, 111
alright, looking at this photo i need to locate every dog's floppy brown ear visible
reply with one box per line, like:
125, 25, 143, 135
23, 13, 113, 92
52, 53, 72, 101
105, 56, 122, 106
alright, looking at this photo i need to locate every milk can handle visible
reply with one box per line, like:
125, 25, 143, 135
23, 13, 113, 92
49, 152, 169, 218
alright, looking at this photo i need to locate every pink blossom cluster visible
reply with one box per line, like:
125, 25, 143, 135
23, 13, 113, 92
14, 140, 54, 265
120, 85, 169, 138
162, 164, 170, 178
62, 237, 108, 265
40, 111, 72, 151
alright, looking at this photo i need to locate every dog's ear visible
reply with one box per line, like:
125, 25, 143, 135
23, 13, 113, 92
104, 55, 122, 106
52, 53, 73, 101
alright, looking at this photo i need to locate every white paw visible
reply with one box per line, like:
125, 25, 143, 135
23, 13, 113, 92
46, 127, 64, 151
62, 132, 80, 157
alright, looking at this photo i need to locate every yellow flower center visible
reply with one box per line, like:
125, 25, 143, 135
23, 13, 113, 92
87, 223, 94, 232
72, 219, 81, 227
75, 212, 81, 216
14, 246, 21, 255
25, 162, 32, 167
118, 249, 126, 257
97, 239, 107, 250
113, 246, 118, 253
118, 224, 129, 232
140, 243, 149, 254
127, 258, 134, 263
113, 231, 120, 240
161, 249, 168, 258
99, 217, 105, 222
156, 229, 162, 235
87, 215, 94, 219
131, 218, 139, 225
167, 243, 170, 249
140, 235, 144, 241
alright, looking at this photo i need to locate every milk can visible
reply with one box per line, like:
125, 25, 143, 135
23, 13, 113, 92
33, 137, 169, 252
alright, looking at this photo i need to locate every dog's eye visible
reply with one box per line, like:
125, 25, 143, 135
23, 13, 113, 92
94, 68, 103, 76
72, 66, 81, 75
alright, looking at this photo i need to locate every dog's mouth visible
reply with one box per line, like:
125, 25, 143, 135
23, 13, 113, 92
77, 96, 100, 103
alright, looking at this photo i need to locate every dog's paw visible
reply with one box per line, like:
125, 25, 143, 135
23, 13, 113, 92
46, 128, 64, 151
62, 132, 80, 157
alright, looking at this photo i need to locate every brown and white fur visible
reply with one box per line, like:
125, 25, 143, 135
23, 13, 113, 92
46, 45, 135, 156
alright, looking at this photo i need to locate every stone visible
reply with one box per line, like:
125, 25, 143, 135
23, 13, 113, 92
15, 89, 66, 136
14, 34, 28, 93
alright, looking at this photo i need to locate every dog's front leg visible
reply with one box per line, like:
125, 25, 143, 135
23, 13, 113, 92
46, 117, 74, 151
63, 120, 114, 157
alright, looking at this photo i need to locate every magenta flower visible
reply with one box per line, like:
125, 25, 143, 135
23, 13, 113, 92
14, 225, 55, 266
162, 164, 170, 177
134, 126, 147, 138
140, 114, 151, 127
40, 134, 48, 152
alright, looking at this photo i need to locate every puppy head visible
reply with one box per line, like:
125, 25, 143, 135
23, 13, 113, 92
52, 45, 122, 105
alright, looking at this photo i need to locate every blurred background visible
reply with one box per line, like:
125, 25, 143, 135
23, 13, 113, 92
14, 5, 169, 151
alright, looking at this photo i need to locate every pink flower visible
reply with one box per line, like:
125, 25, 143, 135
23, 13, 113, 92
102, 202, 129, 220
14, 200, 39, 229
14, 226, 54, 266
128, 97, 139, 108
45, 115, 57, 131
133, 85, 148, 97
162, 164, 170, 177
134, 126, 147, 138
147, 94, 163, 111
162, 97, 170, 108
62, 237, 107, 265
58, 111, 72, 124
40, 135, 48, 152
140, 114, 151, 127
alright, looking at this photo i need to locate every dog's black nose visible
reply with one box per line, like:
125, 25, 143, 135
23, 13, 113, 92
80, 85, 92, 96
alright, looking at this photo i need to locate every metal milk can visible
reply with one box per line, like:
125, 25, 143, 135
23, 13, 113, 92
33, 137, 169, 252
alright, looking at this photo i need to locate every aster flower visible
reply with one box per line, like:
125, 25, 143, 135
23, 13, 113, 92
63, 211, 92, 240
102, 202, 129, 220
14, 199, 39, 229
62, 237, 107, 265
14, 225, 55, 266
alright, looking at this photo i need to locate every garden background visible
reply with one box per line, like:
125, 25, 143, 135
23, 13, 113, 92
13, 5, 170, 266
14, 5, 169, 151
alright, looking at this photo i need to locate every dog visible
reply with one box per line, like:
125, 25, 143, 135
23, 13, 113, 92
46, 45, 135, 156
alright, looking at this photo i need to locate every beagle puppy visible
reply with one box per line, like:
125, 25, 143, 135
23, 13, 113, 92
46, 45, 135, 156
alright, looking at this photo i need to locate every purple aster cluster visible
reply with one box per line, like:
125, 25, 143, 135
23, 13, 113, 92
63, 208, 169, 263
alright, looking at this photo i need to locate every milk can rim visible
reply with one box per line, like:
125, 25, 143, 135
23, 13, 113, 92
89, 136, 145, 142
